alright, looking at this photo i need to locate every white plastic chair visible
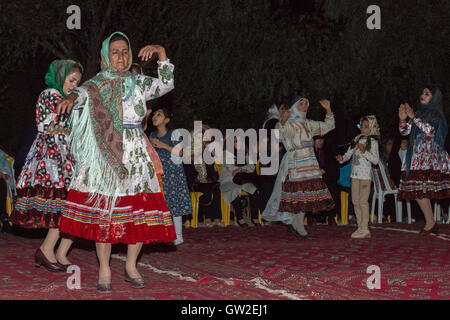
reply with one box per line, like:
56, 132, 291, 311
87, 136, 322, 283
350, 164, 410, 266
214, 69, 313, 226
447, 205, 450, 224
371, 163, 400, 224
397, 200, 412, 224
433, 202, 450, 223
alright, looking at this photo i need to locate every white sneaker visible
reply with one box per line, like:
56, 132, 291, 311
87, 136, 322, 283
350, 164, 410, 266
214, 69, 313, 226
173, 239, 184, 246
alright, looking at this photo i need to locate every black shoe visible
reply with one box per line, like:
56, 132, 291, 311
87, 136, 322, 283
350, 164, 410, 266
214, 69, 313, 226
287, 225, 309, 239
419, 223, 439, 236
1, 220, 11, 233
237, 220, 248, 227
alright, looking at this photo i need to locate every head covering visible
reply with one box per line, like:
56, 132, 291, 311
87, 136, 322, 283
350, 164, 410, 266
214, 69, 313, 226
44, 60, 83, 97
262, 104, 281, 129
405, 87, 447, 176
351, 115, 380, 151
288, 96, 310, 123
100, 31, 133, 72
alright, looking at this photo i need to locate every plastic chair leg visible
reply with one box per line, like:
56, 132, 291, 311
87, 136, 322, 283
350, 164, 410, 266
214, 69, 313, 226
407, 201, 412, 224
190, 193, 198, 228
378, 194, 384, 224
340, 191, 349, 225
397, 200, 403, 222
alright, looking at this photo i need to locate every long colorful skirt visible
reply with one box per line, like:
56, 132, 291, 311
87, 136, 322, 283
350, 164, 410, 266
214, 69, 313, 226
398, 169, 450, 201
11, 130, 74, 229
58, 190, 176, 244
11, 186, 67, 228
279, 178, 335, 214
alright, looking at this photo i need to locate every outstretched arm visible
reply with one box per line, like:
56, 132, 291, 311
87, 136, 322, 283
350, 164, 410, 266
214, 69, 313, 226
138, 45, 175, 101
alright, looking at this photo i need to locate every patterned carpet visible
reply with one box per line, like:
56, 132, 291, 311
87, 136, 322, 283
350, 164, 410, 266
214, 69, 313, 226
0, 222, 449, 300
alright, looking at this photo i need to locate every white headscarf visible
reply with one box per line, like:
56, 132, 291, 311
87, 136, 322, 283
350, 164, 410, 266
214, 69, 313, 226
262, 104, 281, 128
288, 97, 309, 122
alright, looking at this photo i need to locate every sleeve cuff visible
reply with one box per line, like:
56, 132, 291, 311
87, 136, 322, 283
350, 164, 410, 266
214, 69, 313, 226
157, 59, 171, 65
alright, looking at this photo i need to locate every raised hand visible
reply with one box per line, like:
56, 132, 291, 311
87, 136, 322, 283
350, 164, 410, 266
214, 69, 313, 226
138, 45, 167, 62
398, 104, 407, 121
319, 99, 331, 112
404, 103, 415, 119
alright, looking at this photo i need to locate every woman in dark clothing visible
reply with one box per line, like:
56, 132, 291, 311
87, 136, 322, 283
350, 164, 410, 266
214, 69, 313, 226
312, 134, 340, 225
184, 161, 223, 226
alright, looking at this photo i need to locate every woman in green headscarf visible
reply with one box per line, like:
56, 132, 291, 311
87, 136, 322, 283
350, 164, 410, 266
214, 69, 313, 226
57, 32, 176, 292
10, 59, 83, 272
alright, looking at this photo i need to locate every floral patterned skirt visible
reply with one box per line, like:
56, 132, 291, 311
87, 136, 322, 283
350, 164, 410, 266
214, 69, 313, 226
58, 189, 176, 244
160, 159, 192, 217
279, 178, 335, 214
398, 170, 450, 201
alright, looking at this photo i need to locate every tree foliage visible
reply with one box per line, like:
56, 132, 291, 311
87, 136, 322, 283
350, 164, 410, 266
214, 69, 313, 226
0, 0, 449, 154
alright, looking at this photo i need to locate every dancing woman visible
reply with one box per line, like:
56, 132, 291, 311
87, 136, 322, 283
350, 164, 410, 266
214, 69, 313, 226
11, 60, 83, 272
56, 32, 176, 292
398, 85, 450, 235
262, 97, 335, 237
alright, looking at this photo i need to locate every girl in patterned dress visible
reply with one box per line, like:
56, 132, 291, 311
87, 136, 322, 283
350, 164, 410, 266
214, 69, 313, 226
56, 32, 176, 292
10, 60, 83, 272
263, 97, 335, 238
398, 86, 450, 235
150, 107, 193, 245
337, 116, 380, 239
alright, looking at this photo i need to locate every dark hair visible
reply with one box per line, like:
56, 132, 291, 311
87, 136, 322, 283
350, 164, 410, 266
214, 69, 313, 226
154, 107, 173, 120
110, 34, 129, 47
130, 63, 142, 74
424, 84, 437, 96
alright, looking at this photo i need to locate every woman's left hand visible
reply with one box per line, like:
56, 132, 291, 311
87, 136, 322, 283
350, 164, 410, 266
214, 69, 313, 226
138, 45, 167, 62
319, 99, 331, 113
404, 103, 415, 119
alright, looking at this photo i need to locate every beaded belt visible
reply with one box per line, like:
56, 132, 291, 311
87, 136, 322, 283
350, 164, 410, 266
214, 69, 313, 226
44, 128, 71, 135
123, 122, 142, 129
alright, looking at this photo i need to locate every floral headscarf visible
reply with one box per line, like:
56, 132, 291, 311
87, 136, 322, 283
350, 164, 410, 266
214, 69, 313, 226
351, 115, 380, 151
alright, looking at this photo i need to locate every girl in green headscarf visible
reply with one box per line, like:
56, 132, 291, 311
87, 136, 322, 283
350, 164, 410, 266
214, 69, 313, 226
10, 59, 83, 272
57, 32, 176, 293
